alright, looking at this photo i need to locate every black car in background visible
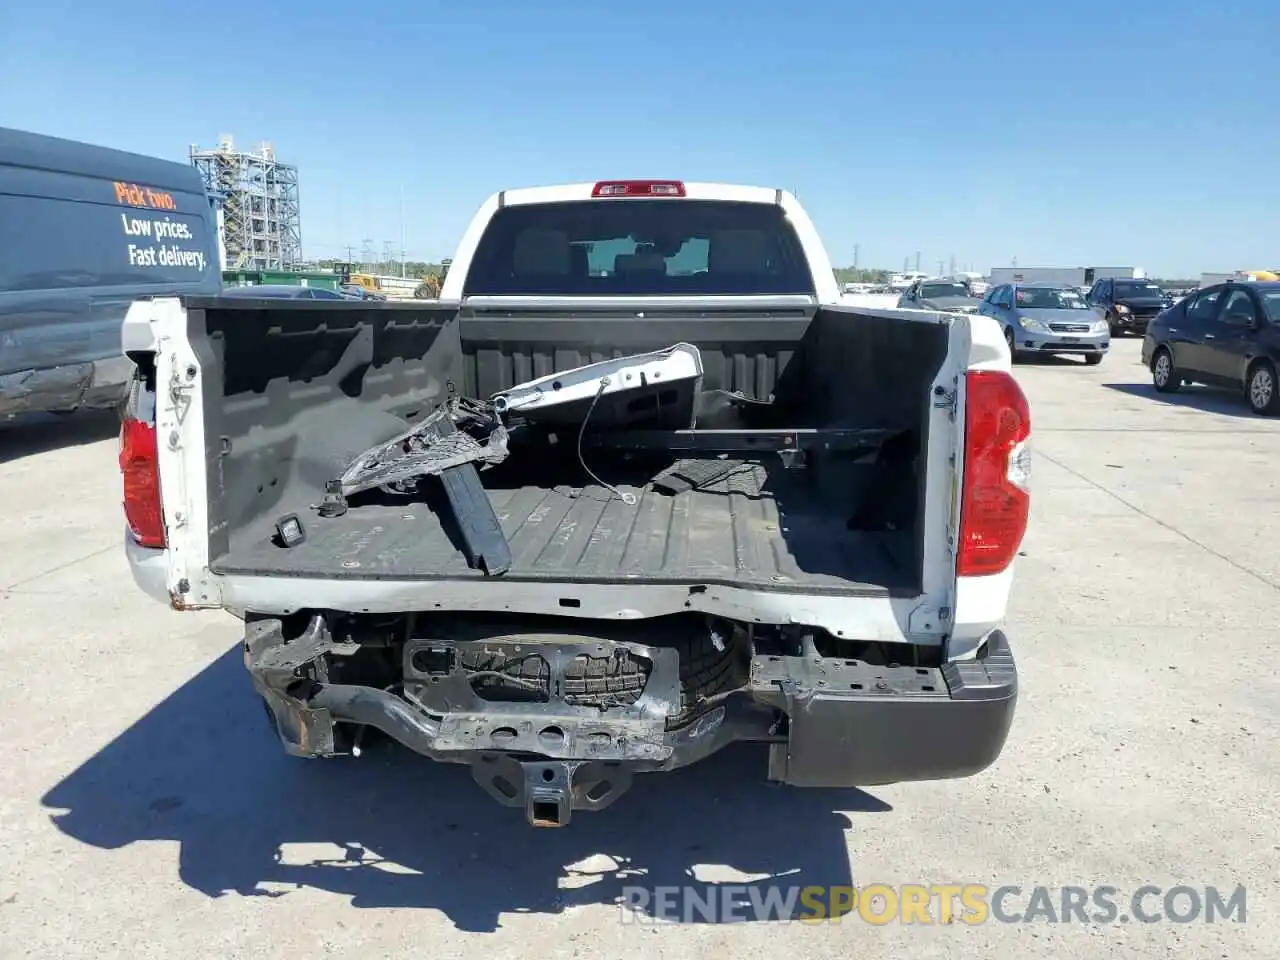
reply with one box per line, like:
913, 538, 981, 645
1088, 277, 1167, 336
220, 284, 355, 300
1141, 280, 1280, 415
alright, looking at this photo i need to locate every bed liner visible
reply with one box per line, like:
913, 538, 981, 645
213, 461, 915, 595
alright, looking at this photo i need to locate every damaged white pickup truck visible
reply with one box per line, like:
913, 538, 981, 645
120, 179, 1029, 826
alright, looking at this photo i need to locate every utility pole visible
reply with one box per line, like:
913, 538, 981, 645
400, 183, 407, 278
903, 256, 909, 273
914, 251, 921, 273
853, 244, 860, 271
949, 255, 956, 276
937, 259, 945, 277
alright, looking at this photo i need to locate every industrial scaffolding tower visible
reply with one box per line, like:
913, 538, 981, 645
190, 135, 301, 270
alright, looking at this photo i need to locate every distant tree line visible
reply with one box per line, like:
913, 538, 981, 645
834, 267, 892, 285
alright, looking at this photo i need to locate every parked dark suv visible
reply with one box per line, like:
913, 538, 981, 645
1088, 277, 1167, 336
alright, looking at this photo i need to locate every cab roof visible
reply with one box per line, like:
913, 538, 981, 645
494, 181, 787, 207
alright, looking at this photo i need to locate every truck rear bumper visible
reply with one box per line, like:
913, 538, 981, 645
0, 356, 132, 417
124, 535, 170, 606
756, 630, 1017, 788
248, 617, 1017, 826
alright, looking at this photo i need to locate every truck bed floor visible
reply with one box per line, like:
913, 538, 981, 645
214, 463, 915, 595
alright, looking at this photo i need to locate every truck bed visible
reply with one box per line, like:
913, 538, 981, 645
214, 461, 914, 594
189, 298, 947, 600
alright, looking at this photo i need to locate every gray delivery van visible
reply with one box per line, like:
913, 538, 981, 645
0, 127, 221, 417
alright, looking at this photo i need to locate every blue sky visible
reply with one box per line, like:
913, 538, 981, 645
3, 0, 1277, 277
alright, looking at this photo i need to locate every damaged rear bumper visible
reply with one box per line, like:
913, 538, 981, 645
0, 356, 132, 417
247, 616, 1016, 826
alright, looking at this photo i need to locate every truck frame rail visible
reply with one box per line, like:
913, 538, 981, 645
247, 614, 1017, 826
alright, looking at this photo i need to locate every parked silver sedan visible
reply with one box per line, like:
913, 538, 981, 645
978, 281, 1110, 364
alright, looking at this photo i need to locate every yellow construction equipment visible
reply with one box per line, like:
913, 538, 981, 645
414, 274, 442, 298
412, 259, 451, 299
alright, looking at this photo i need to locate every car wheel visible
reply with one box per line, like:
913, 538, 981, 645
1246, 361, 1280, 415
1003, 326, 1021, 363
1107, 312, 1122, 337
1084, 353, 1103, 366
1151, 347, 1181, 393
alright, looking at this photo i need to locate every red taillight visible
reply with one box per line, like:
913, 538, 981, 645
120, 416, 166, 548
957, 370, 1031, 577
591, 180, 686, 198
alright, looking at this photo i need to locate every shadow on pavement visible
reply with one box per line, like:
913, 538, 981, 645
1102, 382, 1259, 420
0, 409, 120, 464
42, 645, 889, 932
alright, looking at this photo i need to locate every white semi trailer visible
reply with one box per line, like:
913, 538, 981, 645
988, 266, 1145, 287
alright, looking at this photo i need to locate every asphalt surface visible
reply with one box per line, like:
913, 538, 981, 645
1, 337, 1276, 958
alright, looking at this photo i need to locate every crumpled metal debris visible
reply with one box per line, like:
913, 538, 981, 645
335, 397, 509, 500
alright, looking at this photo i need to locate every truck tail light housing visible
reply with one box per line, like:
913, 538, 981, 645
957, 370, 1031, 577
591, 180, 686, 198
119, 382, 166, 549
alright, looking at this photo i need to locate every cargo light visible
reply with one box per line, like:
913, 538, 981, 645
957, 370, 1031, 577
591, 180, 686, 198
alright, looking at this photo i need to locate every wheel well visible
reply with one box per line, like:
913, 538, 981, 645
1246, 357, 1277, 411
1246, 356, 1273, 380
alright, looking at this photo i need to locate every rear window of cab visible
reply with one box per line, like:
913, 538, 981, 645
463, 199, 816, 297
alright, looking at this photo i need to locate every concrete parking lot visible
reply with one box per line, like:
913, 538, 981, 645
1, 337, 1275, 958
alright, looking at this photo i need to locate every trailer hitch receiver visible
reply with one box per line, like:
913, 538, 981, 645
471, 755, 636, 827
527, 761, 573, 828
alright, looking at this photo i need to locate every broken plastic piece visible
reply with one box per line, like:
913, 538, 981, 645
335, 399, 509, 499
322, 401, 514, 576
437, 462, 512, 576
317, 480, 349, 517
651, 459, 745, 495
274, 513, 307, 547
